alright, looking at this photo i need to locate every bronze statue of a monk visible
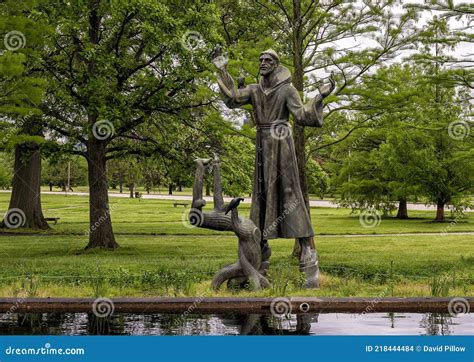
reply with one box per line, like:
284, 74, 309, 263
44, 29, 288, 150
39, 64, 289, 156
213, 49, 334, 288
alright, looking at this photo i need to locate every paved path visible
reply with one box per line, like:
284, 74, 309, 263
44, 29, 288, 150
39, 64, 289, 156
0, 190, 451, 211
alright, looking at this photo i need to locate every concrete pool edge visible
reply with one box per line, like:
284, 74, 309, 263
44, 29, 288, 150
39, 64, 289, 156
0, 297, 472, 314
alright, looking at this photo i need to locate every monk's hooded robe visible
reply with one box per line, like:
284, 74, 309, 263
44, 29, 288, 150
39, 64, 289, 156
217, 65, 325, 240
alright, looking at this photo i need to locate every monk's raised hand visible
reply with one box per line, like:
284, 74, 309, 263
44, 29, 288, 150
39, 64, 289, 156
319, 72, 336, 98
211, 46, 228, 70
212, 55, 228, 70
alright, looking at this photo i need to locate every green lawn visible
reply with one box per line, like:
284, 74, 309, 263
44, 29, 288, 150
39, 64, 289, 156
3, 193, 473, 236
0, 193, 473, 298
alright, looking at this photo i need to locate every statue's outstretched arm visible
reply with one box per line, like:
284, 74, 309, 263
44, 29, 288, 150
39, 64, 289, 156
212, 55, 252, 109
287, 75, 335, 127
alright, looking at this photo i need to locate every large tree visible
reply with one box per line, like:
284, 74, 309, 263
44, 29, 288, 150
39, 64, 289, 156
38, 0, 219, 248
330, 63, 473, 222
330, 64, 429, 218
414, 17, 473, 221
0, 0, 50, 229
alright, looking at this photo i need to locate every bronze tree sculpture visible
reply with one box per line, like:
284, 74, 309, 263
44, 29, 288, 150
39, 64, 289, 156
190, 156, 269, 290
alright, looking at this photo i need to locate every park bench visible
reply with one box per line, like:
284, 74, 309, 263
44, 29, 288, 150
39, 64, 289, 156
45, 217, 60, 225
173, 202, 189, 208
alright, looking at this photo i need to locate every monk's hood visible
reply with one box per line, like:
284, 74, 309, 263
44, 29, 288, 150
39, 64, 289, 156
259, 65, 292, 95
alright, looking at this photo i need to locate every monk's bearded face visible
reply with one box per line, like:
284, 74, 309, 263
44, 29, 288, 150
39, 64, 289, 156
259, 55, 278, 76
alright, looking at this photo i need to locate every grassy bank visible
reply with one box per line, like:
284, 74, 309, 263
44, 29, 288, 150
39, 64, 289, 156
0, 193, 472, 297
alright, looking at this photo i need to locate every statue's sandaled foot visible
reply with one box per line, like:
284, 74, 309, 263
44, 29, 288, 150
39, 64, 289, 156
300, 248, 319, 289
260, 261, 270, 276
261, 240, 272, 262
301, 262, 319, 288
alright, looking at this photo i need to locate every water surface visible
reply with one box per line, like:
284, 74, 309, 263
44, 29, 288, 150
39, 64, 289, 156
0, 312, 471, 335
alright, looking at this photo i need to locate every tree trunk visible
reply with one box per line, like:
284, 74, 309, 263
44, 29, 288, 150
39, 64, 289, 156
291, 0, 314, 257
434, 200, 445, 223
129, 184, 134, 198
168, 184, 173, 195
205, 183, 211, 196
1, 142, 49, 230
292, 124, 312, 257
396, 199, 408, 219
119, 172, 123, 193
85, 138, 118, 249
178, 184, 182, 192
83, 4, 117, 249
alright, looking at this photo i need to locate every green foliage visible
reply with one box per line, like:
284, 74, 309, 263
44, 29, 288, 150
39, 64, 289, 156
4, 134, 45, 151
41, 155, 88, 188
330, 63, 473, 214
90, 265, 108, 298
306, 158, 329, 198
0, 152, 13, 188
39, 0, 221, 157
430, 273, 452, 297
0, 0, 48, 116
220, 134, 254, 196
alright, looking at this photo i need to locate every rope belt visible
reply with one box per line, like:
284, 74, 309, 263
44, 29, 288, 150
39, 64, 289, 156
256, 121, 290, 129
